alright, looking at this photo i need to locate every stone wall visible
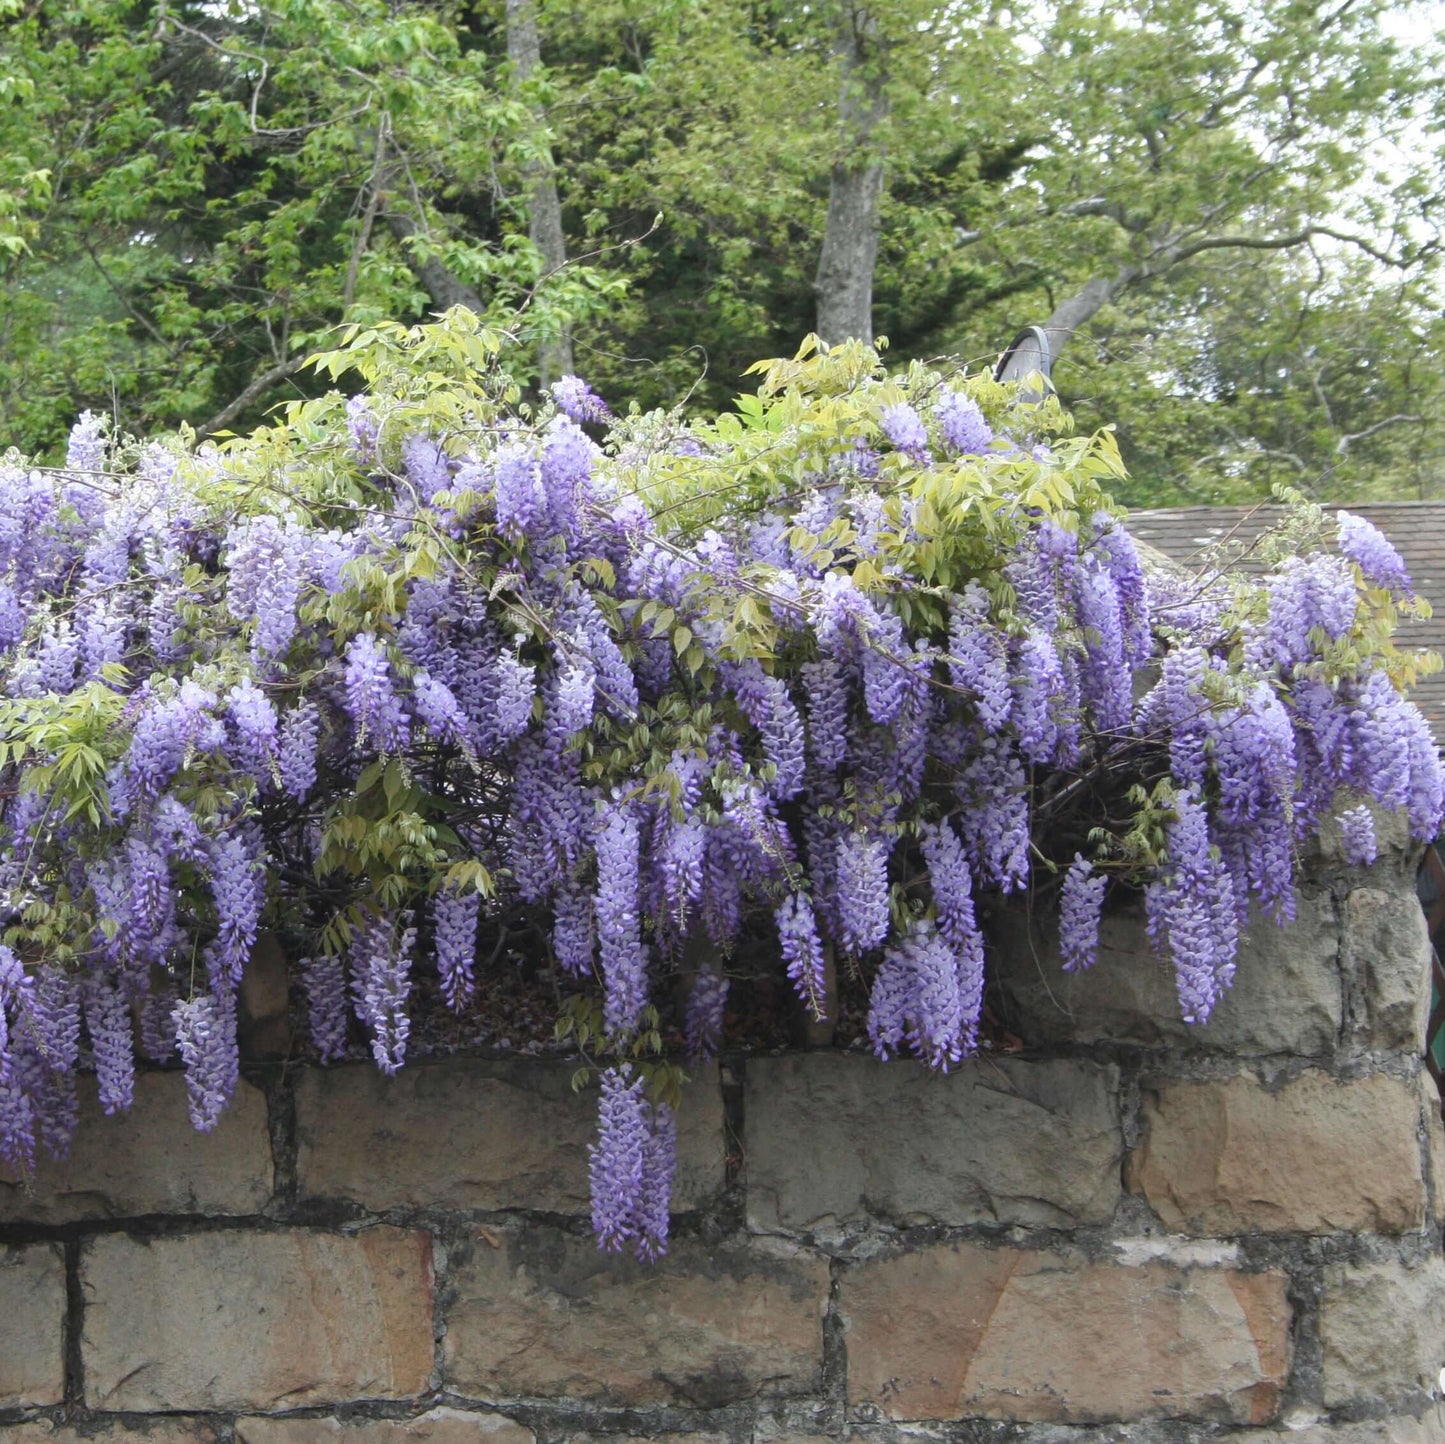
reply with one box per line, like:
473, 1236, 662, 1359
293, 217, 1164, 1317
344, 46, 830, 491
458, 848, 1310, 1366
3, 826, 1445, 1444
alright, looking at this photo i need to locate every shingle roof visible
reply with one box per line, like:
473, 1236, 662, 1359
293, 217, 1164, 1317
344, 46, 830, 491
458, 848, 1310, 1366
1128, 503, 1445, 744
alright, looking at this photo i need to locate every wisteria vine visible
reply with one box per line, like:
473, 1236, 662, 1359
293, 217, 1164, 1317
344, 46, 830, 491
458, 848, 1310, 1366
0, 318, 1438, 1257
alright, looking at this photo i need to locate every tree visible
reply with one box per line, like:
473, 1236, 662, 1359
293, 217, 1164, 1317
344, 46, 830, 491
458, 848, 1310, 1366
0, 0, 1440, 506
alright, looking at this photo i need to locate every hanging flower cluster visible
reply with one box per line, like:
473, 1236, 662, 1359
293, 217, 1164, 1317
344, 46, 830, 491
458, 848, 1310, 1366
0, 318, 1437, 1259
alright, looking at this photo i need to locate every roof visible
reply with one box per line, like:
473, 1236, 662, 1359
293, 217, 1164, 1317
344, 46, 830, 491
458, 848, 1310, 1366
1128, 503, 1445, 744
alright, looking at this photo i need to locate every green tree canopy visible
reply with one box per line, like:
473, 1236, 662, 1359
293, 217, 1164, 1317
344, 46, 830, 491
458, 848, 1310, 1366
0, 0, 1439, 502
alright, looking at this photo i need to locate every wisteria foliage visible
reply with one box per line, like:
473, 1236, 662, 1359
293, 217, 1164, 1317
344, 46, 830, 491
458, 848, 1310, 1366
0, 318, 1439, 1259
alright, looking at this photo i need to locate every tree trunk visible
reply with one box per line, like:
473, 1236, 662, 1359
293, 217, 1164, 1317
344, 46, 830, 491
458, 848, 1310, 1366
384, 210, 485, 314
814, 6, 889, 346
506, 0, 573, 386
1040, 270, 1136, 366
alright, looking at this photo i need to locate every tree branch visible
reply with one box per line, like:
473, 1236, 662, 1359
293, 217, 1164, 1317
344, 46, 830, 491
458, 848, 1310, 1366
1336, 414, 1425, 455
1152, 225, 1414, 273
199, 354, 308, 437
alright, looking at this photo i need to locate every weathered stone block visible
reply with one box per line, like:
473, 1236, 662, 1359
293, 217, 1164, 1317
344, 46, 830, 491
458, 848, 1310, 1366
6, 1423, 220, 1444
988, 889, 1341, 1053
0, 1243, 66, 1406
745, 1053, 1121, 1230
82, 1226, 434, 1410
296, 1059, 723, 1213
1321, 1255, 1445, 1408
1217, 1421, 1445, 1444
1423, 1074, 1445, 1222
1343, 886, 1432, 1051
442, 1224, 828, 1406
236, 1412, 534, 1444
0, 1072, 272, 1224
5, 1424, 220, 1444
1129, 1070, 1427, 1234
841, 1243, 1290, 1424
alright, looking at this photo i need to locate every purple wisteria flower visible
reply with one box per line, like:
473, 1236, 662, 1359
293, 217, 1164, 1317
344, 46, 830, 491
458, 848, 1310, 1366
685, 965, 729, 1062
84, 975, 135, 1115
777, 892, 828, 1018
349, 914, 414, 1075
1337, 511, 1412, 596
1339, 805, 1378, 867
949, 583, 1010, 732
172, 993, 238, 1131
1059, 855, 1107, 971
552, 375, 612, 425
344, 632, 409, 753
299, 953, 350, 1063
434, 886, 480, 1010
879, 402, 929, 459
935, 390, 993, 455
588, 1065, 648, 1252
594, 801, 648, 1035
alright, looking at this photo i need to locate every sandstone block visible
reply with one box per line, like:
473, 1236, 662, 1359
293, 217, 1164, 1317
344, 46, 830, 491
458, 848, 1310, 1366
296, 1059, 723, 1213
1343, 887, 1432, 1051
82, 1226, 434, 1410
1423, 1074, 1445, 1221
1129, 1070, 1427, 1234
745, 1053, 1121, 1230
1321, 1255, 1445, 1408
442, 1224, 828, 1406
236, 1411, 534, 1444
5, 1423, 220, 1444
841, 1243, 1290, 1424
988, 889, 1341, 1053
1216, 1421, 1445, 1444
0, 1243, 66, 1406
0, 1072, 272, 1224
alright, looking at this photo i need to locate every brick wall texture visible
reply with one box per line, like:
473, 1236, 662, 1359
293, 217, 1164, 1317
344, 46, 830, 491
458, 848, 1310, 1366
3, 837, 1444, 1444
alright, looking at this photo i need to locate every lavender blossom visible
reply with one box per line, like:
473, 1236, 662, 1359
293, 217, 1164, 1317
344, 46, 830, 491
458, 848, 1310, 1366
206, 830, 264, 989
879, 402, 929, 459
300, 953, 350, 1063
1339, 805, 1378, 867
434, 886, 480, 1010
346, 395, 379, 461
552, 375, 612, 425
1146, 789, 1240, 1024
1012, 629, 1065, 763
84, 975, 135, 1115
553, 876, 596, 975
595, 802, 648, 1035
26, 965, 81, 1072
172, 993, 238, 1131
802, 658, 850, 770
935, 390, 993, 455
1264, 554, 1358, 668
493, 441, 547, 542
833, 830, 892, 957
1059, 855, 1107, 971
777, 892, 828, 1018
344, 632, 409, 753
588, 1065, 648, 1252
1337, 511, 1412, 596
949, 583, 1010, 732
402, 434, 452, 504
278, 700, 320, 800
350, 914, 414, 1075
635, 1103, 676, 1261
686, 965, 729, 1062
